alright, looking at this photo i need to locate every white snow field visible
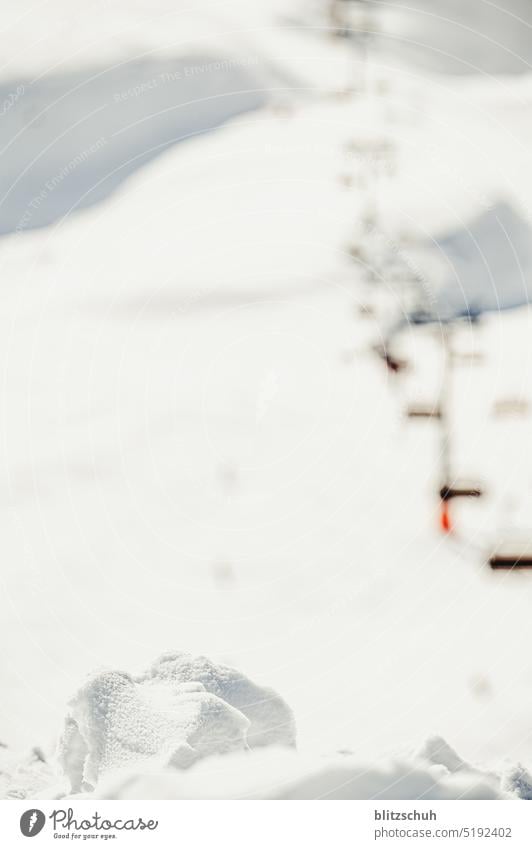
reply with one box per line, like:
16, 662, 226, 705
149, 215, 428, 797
2, 0, 532, 799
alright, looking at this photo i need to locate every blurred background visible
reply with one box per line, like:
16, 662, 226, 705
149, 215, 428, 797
2, 0, 532, 780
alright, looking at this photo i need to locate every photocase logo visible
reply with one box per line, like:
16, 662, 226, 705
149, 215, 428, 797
20, 809, 45, 837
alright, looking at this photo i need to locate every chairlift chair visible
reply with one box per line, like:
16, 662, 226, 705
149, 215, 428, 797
328, 0, 351, 38
439, 482, 483, 501
406, 403, 442, 420
489, 534, 532, 569
451, 350, 485, 366
347, 242, 364, 261
492, 397, 529, 418
438, 480, 483, 534
373, 343, 409, 374
345, 138, 395, 170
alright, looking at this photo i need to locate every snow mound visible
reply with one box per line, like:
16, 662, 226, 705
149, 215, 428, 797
96, 745, 504, 800
139, 652, 296, 749
58, 653, 295, 793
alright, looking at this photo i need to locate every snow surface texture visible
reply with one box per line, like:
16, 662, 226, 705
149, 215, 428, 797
3, 670, 525, 800
91, 733, 530, 800
57, 653, 295, 793
0, 53, 269, 236
395, 202, 532, 326
0, 744, 68, 801
95, 747, 505, 800
3, 659, 527, 802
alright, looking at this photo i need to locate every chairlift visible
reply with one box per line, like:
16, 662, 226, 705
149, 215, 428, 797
344, 0, 379, 95
347, 242, 364, 261
328, 0, 351, 38
373, 343, 409, 374
347, 239, 378, 271
436, 329, 484, 532
492, 397, 529, 418
451, 350, 485, 366
438, 480, 483, 534
345, 135, 395, 243
439, 482, 483, 501
489, 535, 532, 570
346, 137, 395, 167
357, 302, 375, 318
406, 402, 441, 420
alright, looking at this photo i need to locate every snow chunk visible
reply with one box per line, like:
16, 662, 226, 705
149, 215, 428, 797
58, 654, 294, 793
58, 670, 249, 792
139, 652, 296, 749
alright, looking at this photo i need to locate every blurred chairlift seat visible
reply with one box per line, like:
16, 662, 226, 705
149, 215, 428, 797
489, 534, 532, 569
492, 397, 530, 418
406, 402, 442, 420
439, 481, 483, 501
373, 343, 409, 374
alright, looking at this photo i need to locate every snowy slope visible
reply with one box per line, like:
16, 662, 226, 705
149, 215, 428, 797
379, 0, 532, 75
2, 0, 532, 800
0, 0, 302, 236
0, 54, 269, 235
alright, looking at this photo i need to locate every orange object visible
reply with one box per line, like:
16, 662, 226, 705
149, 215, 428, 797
440, 502, 452, 533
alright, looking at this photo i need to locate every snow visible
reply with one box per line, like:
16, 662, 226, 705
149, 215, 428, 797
98, 752, 511, 799
1, 660, 515, 800
502, 764, 532, 801
0, 662, 529, 799
96, 745, 505, 800
2, 0, 532, 801
138, 653, 296, 749
57, 652, 294, 793
378, 0, 532, 76
59, 654, 295, 792
395, 201, 532, 324
0, 53, 270, 236
0, 746, 68, 801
